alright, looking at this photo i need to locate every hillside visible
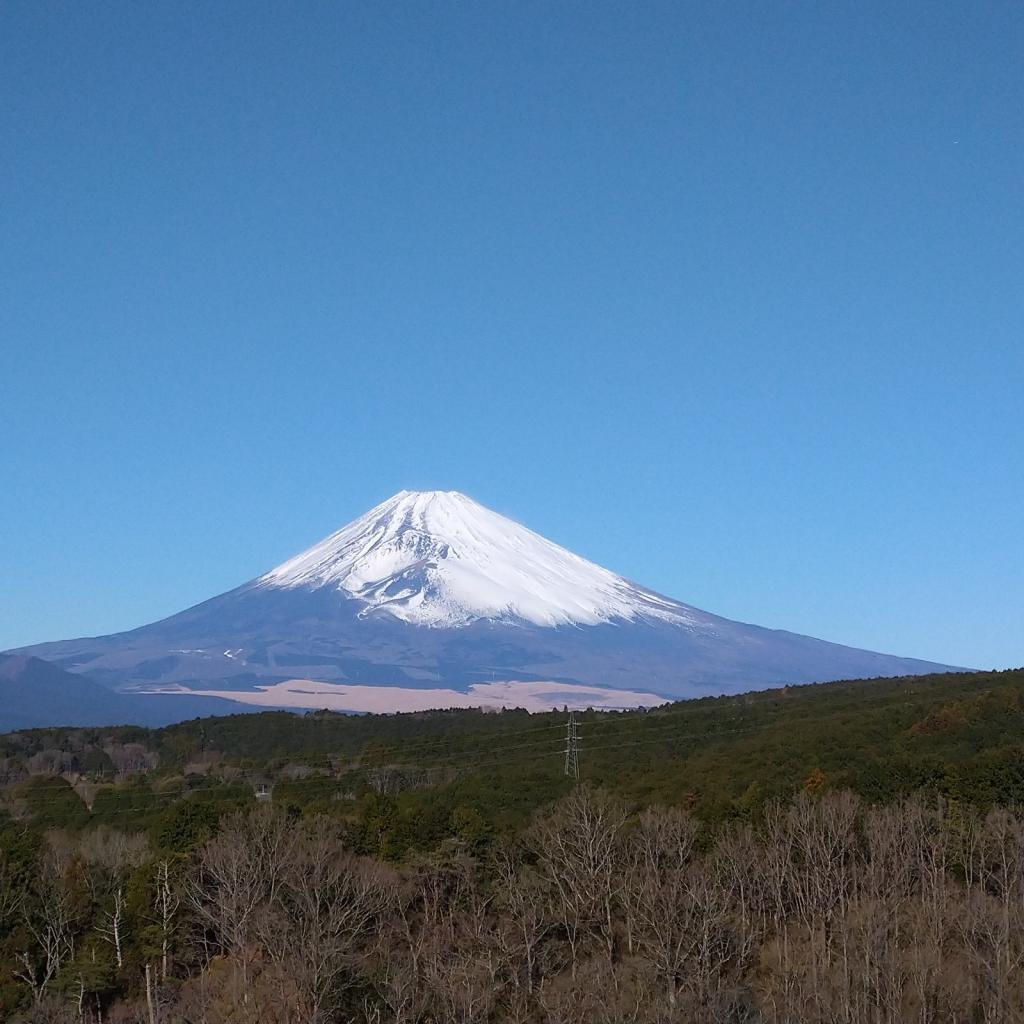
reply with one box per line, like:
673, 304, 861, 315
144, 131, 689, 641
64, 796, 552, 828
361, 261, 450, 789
0, 654, 265, 732
3, 667, 1022, 848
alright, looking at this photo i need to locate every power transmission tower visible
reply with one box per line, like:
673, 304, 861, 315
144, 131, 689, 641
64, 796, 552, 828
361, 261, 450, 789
563, 710, 580, 780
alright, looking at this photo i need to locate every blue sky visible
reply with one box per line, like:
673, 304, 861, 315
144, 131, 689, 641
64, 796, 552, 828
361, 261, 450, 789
1, 2, 1021, 669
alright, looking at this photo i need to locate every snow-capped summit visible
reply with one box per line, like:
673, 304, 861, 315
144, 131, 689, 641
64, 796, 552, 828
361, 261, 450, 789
258, 489, 698, 629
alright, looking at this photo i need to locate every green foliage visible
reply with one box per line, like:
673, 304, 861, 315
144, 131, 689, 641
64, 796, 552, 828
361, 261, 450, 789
91, 778, 160, 829
151, 799, 222, 853
273, 773, 345, 810
0, 821, 41, 883
14, 775, 89, 829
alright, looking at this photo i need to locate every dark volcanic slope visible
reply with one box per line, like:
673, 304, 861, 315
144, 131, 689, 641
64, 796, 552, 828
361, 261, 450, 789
14, 579, 963, 703
0, 654, 264, 732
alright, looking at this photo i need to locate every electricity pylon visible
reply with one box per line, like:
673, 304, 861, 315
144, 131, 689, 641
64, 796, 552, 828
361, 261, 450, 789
563, 710, 580, 780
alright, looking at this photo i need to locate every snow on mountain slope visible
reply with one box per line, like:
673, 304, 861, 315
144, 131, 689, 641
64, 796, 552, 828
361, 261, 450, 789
257, 490, 700, 629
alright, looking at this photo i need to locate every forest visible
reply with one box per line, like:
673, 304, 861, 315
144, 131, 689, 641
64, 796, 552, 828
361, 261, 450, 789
2, 666, 1024, 1023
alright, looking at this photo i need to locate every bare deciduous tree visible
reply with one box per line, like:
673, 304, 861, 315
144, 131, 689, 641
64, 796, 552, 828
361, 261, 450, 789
97, 885, 127, 969
186, 807, 295, 1014
258, 816, 387, 1024
529, 786, 627, 976
14, 847, 76, 1006
152, 858, 180, 982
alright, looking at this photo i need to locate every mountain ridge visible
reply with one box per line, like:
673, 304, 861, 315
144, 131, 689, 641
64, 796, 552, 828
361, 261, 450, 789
6, 489, 967, 720
0, 654, 261, 731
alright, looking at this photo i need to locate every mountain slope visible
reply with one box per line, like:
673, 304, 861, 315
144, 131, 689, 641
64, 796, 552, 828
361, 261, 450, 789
0, 655, 140, 731
9, 490, 966, 716
0, 655, 271, 732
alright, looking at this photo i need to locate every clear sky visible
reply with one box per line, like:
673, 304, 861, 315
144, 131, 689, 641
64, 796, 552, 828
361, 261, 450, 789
2, 2, 1021, 670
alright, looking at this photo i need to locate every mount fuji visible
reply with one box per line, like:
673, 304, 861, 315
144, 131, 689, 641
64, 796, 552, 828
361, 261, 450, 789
10, 490, 964, 718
